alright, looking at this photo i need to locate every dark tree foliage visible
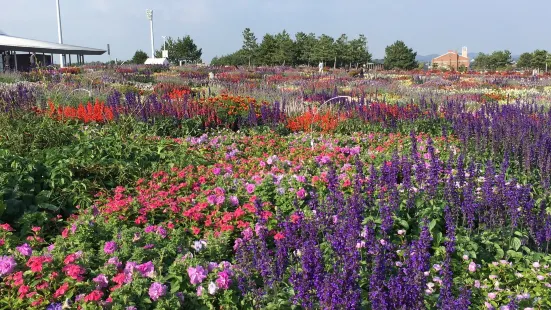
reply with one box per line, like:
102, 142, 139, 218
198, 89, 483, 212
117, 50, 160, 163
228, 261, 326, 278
471, 50, 513, 71
131, 50, 148, 64
210, 28, 371, 67
383, 40, 418, 70
516, 52, 533, 69
154, 36, 202, 64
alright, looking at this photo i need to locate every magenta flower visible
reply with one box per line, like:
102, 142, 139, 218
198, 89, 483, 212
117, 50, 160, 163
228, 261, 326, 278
136, 261, 156, 278
103, 241, 117, 255
187, 265, 208, 285
124, 261, 137, 283
148, 282, 167, 301
156, 226, 167, 238
216, 270, 232, 290
93, 274, 109, 289
245, 183, 256, 194
107, 257, 122, 269
16, 243, 32, 256
144, 225, 156, 233
0, 256, 17, 276
229, 196, 239, 206
296, 188, 306, 199
207, 195, 217, 205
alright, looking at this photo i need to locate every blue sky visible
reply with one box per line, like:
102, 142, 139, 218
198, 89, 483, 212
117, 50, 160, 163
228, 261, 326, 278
2, 0, 550, 63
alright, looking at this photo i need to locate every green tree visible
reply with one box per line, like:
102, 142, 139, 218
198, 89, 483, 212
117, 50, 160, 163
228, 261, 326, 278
131, 50, 148, 64
531, 50, 548, 71
242, 28, 258, 66
335, 34, 351, 68
349, 34, 372, 68
257, 34, 278, 65
313, 34, 335, 65
489, 50, 513, 70
273, 30, 295, 66
516, 52, 533, 69
155, 36, 202, 64
384, 40, 417, 70
294, 32, 317, 66
210, 50, 248, 66
472, 53, 490, 70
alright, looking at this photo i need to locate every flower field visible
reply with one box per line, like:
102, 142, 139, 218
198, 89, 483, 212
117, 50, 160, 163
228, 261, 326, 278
1, 66, 551, 309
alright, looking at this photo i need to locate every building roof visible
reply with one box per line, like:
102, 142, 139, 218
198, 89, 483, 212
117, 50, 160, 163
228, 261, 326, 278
433, 51, 469, 61
0, 33, 105, 55
144, 58, 169, 65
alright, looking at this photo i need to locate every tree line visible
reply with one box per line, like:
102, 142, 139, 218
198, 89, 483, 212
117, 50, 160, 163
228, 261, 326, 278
470, 49, 551, 71
130, 36, 203, 65
210, 28, 373, 68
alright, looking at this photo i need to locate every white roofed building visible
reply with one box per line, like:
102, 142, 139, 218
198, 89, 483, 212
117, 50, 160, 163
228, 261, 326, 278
0, 30, 105, 71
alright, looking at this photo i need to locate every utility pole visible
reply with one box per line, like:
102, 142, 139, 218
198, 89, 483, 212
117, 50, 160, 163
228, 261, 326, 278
56, 0, 64, 67
146, 10, 155, 58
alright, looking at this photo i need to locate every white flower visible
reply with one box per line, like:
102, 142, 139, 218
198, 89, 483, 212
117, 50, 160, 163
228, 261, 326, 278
208, 282, 218, 295
397, 230, 406, 235
193, 240, 207, 252
533, 262, 540, 268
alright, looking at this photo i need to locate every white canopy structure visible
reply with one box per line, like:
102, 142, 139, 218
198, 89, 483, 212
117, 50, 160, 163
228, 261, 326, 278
0, 33, 105, 55
0, 30, 105, 71
144, 57, 169, 65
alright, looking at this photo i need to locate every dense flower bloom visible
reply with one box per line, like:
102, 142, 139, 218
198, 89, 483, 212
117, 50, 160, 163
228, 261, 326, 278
84, 290, 104, 302
107, 256, 122, 268
26, 256, 52, 273
188, 265, 208, 285
103, 241, 117, 255
296, 188, 306, 199
53, 282, 69, 299
216, 270, 232, 290
0, 255, 17, 276
46, 303, 62, 310
0, 223, 14, 231
468, 262, 477, 272
62, 264, 86, 281
93, 274, 109, 289
15, 244, 32, 256
245, 183, 256, 194
136, 261, 156, 278
148, 282, 167, 301
230, 196, 239, 206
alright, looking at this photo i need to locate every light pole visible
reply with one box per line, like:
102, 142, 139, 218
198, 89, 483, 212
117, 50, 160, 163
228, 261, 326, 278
162, 36, 166, 51
146, 9, 155, 58
56, 0, 64, 67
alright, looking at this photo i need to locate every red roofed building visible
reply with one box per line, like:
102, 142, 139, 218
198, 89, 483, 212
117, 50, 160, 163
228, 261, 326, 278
432, 47, 470, 70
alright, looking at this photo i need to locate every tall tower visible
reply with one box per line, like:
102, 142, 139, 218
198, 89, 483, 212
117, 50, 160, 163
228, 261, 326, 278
462, 46, 468, 58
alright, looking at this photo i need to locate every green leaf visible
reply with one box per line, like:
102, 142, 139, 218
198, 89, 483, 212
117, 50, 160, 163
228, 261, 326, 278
429, 219, 437, 231
170, 282, 180, 294
510, 237, 521, 251
495, 247, 505, 259
38, 203, 60, 211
